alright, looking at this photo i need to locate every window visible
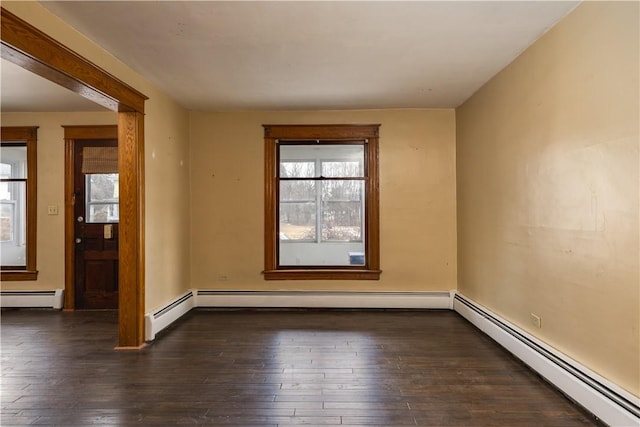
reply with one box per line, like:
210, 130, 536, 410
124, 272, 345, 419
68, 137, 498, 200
1, 127, 37, 280
264, 124, 381, 280
86, 174, 119, 223
81, 146, 120, 223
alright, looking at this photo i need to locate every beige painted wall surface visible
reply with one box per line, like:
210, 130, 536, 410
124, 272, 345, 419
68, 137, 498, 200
143, 99, 191, 311
190, 110, 457, 291
3, 2, 192, 312
0, 112, 116, 290
456, 2, 639, 395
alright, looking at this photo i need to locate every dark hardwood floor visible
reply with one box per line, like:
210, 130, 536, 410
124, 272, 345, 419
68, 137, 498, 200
1, 309, 601, 426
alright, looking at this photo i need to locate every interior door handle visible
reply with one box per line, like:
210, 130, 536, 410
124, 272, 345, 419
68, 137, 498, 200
77, 216, 84, 223
75, 238, 82, 244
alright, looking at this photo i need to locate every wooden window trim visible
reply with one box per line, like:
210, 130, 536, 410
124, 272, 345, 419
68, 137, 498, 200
263, 124, 381, 280
0, 126, 38, 281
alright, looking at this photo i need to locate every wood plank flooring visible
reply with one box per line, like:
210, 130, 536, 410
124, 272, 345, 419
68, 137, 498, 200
1, 309, 602, 426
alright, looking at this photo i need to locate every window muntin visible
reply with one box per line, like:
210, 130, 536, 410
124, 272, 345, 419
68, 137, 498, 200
264, 124, 380, 280
0, 127, 37, 280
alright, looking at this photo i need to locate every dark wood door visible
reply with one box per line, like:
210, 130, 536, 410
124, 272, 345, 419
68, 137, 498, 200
74, 139, 119, 309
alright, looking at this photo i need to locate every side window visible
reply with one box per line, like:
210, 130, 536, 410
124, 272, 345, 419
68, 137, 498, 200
264, 124, 381, 280
0, 127, 38, 280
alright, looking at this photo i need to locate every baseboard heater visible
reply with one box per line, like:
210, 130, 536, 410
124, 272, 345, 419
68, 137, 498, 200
0, 289, 64, 309
144, 290, 196, 341
145, 290, 453, 341
453, 293, 640, 427
195, 290, 454, 309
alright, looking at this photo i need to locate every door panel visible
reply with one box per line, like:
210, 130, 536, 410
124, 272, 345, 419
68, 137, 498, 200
74, 139, 119, 309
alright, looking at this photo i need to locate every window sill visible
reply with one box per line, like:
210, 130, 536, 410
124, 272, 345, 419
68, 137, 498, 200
263, 269, 381, 281
1, 270, 39, 281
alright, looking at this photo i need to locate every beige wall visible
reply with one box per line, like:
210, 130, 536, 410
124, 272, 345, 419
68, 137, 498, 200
143, 98, 191, 311
456, 2, 639, 395
0, 112, 117, 290
2, 2, 192, 312
190, 110, 457, 291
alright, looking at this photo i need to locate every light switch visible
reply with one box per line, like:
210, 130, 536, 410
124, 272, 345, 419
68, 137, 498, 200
47, 205, 59, 215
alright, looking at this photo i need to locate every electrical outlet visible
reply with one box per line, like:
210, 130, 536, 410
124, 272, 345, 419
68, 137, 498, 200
530, 313, 542, 329
47, 205, 59, 215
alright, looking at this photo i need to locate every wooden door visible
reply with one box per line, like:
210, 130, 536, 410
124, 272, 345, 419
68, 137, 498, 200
74, 139, 119, 309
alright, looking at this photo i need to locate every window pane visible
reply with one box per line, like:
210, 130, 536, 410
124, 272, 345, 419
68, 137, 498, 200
0, 146, 27, 179
0, 163, 11, 179
279, 161, 315, 178
322, 181, 363, 242
86, 174, 119, 223
280, 180, 315, 201
322, 161, 362, 178
0, 181, 27, 267
280, 144, 364, 178
0, 202, 15, 242
280, 202, 316, 241
280, 181, 317, 241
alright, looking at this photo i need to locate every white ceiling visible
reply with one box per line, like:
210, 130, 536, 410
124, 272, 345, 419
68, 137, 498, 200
2, 1, 579, 112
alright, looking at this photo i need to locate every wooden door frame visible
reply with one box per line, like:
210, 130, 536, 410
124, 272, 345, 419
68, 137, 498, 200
1, 8, 148, 348
63, 125, 119, 311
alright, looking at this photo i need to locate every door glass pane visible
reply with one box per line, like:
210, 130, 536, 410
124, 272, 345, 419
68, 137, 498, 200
0, 181, 27, 266
86, 174, 119, 223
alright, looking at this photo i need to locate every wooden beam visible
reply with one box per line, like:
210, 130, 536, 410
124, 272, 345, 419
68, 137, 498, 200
117, 112, 145, 347
0, 7, 147, 113
1, 7, 147, 347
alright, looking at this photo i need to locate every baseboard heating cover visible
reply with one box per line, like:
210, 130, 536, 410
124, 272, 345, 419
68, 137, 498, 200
144, 290, 196, 341
0, 289, 64, 309
453, 293, 640, 427
195, 290, 454, 309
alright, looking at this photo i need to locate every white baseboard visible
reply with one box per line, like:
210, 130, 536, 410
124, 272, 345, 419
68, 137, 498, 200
144, 290, 196, 341
144, 290, 452, 341
0, 289, 64, 309
195, 290, 454, 309
453, 293, 640, 427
